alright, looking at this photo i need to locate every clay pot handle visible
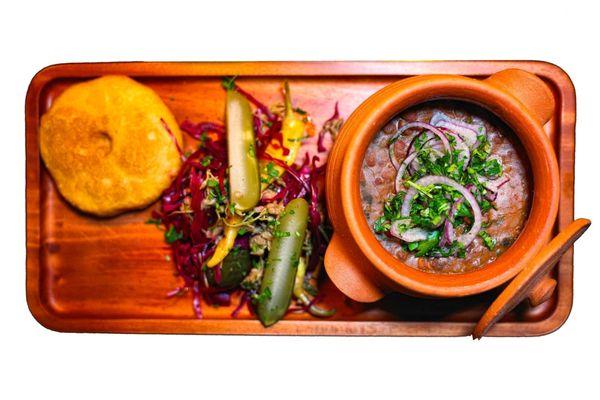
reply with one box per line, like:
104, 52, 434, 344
485, 69, 555, 126
324, 233, 385, 303
486, 69, 557, 306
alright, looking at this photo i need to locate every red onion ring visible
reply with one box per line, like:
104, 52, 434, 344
436, 120, 478, 148
406, 136, 447, 174
401, 175, 482, 247
405, 131, 433, 157
439, 219, 456, 247
388, 122, 451, 169
395, 151, 419, 192
430, 111, 486, 138
450, 198, 464, 222
481, 175, 510, 193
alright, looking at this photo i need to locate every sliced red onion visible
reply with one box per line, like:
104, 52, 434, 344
430, 111, 486, 138
496, 176, 510, 189
405, 131, 433, 157
465, 183, 482, 203
450, 198, 464, 222
390, 219, 429, 242
388, 140, 404, 170
389, 122, 451, 169
484, 191, 498, 202
401, 175, 482, 247
481, 175, 508, 202
436, 120, 478, 148
407, 137, 448, 174
480, 175, 510, 193
439, 219, 456, 247
395, 151, 419, 192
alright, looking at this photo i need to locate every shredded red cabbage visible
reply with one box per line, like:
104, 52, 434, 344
161, 118, 184, 159
234, 84, 277, 122
155, 83, 337, 319
152, 119, 229, 316
231, 292, 250, 318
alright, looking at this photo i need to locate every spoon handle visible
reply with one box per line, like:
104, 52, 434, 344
473, 218, 591, 339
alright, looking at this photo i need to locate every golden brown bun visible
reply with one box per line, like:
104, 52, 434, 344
40, 75, 182, 216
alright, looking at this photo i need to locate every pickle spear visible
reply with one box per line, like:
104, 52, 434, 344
226, 89, 260, 212
257, 198, 309, 327
206, 89, 260, 268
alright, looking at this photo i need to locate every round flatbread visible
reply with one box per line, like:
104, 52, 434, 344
40, 75, 183, 216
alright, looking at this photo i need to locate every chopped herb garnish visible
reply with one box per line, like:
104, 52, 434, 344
221, 76, 237, 90
146, 217, 162, 226
164, 226, 184, 244
254, 287, 272, 304
481, 158, 503, 177
478, 230, 496, 250
405, 181, 433, 198
201, 155, 213, 167
374, 216, 391, 233
266, 162, 279, 179
415, 230, 440, 257
293, 107, 307, 115
273, 230, 291, 238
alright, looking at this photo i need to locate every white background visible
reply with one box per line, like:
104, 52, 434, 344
2, 0, 598, 398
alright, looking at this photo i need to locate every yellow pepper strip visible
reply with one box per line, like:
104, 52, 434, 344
206, 214, 243, 267
260, 82, 306, 191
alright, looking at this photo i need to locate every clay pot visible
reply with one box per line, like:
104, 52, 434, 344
324, 69, 559, 302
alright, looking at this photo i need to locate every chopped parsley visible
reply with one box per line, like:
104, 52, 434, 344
478, 230, 496, 250
145, 217, 162, 226
254, 287, 272, 304
372, 116, 503, 259
201, 155, 213, 167
374, 217, 391, 233
221, 76, 237, 90
414, 230, 440, 257
273, 230, 291, 238
266, 162, 279, 178
293, 107, 307, 115
164, 226, 183, 244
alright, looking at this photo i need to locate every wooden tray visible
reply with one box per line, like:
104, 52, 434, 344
26, 61, 576, 336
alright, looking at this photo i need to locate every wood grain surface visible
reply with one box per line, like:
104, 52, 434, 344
25, 61, 576, 336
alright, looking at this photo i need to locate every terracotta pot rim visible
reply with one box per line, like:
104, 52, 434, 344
337, 74, 560, 297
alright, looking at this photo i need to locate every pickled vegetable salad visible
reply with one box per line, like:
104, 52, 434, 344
150, 79, 342, 326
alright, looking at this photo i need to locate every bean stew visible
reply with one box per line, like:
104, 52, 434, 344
360, 101, 531, 274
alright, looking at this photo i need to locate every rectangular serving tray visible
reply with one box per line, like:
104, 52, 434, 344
26, 61, 576, 336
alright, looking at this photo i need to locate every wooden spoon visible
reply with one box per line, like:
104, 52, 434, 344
472, 218, 591, 339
